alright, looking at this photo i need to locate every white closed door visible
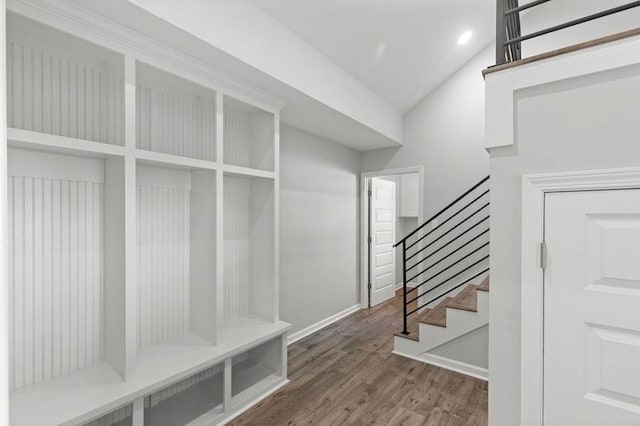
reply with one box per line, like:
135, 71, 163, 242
544, 189, 640, 426
370, 178, 396, 306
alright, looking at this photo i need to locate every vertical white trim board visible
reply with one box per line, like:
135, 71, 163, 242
287, 305, 361, 346
0, 1, 9, 424
520, 167, 640, 426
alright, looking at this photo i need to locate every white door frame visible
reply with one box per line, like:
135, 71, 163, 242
360, 166, 424, 309
520, 166, 640, 426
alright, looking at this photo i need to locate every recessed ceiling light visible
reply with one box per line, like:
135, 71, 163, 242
375, 42, 387, 59
457, 30, 473, 45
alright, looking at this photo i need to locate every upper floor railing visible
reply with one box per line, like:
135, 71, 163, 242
495, 0, 640, 65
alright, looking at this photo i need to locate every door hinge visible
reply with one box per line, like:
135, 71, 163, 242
368, 282, 372, 290
540, 242, 547, 270
368, 236, 372, 244
368, 190, 372, 197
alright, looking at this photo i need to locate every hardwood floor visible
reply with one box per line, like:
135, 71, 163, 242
230, 292, 488, 425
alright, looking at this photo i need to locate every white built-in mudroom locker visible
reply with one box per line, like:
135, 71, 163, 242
3, 2, 290, 425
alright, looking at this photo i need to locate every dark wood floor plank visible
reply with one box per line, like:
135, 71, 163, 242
229, 293, 488, 425
388, 407, 427, 425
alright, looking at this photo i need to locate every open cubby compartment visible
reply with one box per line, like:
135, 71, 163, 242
7, 13, 124, 145
84, 404, 133, 426
136, 162, 217, 354
223, 174, 276, 325
7, 147, 128, 394
223, 96, 275, 172
231, 336, 285, 406
144, 362, 224, 426
136, 62, 217, 162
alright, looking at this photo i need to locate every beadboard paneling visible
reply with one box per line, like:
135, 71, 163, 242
8, 175, 104, 390
84, 405, 132, 426
136, 84, 216, 161
7, 41, 124, 145
223, 177, 250, 319
136, 183, 191, 348
223, 109, 251, 168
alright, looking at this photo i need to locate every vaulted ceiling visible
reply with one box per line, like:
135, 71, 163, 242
250, 0, 495, 113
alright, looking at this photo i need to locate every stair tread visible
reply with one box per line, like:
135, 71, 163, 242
420, 297, 451, 327
394, 331, 419, 342
477, 276, 490, 292
446, 285, 478, 312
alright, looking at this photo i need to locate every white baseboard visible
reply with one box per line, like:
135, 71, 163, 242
395, 282, 417, 290
392, 350, 489, 381
287, 304, 361, 345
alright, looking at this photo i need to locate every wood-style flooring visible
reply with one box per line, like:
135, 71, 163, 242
229, 291, 488, 425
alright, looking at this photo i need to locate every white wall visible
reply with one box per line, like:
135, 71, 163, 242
396, 218, 417, 286
430, 325, 488, 369
361, 45, 492, 219
279, 125, 360, 334
488, 62, 640, 425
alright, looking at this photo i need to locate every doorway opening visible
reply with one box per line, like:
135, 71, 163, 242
361, 167, 424, 309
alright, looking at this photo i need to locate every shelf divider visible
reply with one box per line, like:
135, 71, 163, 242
7, 128, 126, 158
273, 110, 281, 323
132, 397, 144, 426
135, 149, 218, 171
104, 157, 129, 380
190, 170, 217, 344
215, 91, 225, 345
224, 358, 232, 413
222, 164, 276, 179
124, 54, 138, 379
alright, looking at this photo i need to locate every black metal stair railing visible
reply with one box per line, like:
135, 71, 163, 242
394, 176, 490, 335
495, 0, 640, 66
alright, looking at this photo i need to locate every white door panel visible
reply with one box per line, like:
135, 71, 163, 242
544, 189, 640, 425
370, 178, 396, 306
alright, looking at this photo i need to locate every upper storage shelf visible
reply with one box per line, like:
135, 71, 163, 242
7, 13, 125, 146
136, 62, 217, 162
223, 96, 275, 172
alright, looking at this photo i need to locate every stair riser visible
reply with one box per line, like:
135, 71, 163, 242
394, 335, 421, 353
417, 320, 487, 352
445, 291, 489, 329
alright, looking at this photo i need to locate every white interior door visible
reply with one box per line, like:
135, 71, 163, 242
370, 178, 396, 307
544, 189, 640, 426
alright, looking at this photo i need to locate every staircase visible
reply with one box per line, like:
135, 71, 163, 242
394, 276, 489, 350
393, 177, 490, 379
